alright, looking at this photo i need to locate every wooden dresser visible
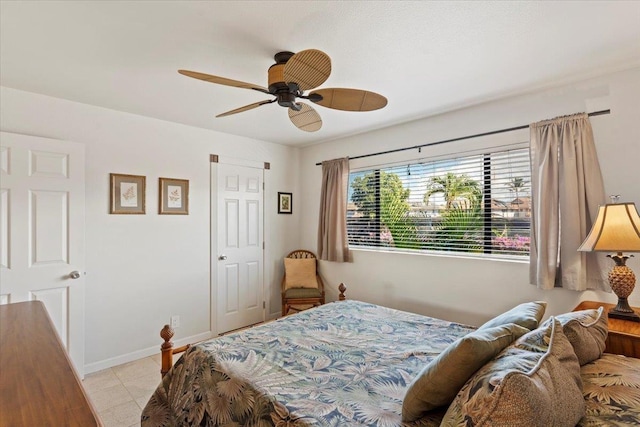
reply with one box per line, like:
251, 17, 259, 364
0, 301, 102, 426
574, 300, 640, 359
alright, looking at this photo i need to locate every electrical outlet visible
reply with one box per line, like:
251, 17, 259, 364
170, 315, 180, 328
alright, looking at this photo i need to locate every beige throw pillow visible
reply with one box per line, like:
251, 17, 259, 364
284, 258, 318, 290
551, 306, 608, 365
441, 318, 585, 427
478, 301, 547, 331
402, 323, 529, 422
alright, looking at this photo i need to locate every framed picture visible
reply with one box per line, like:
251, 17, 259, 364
110, 173, 146, 214
159, 177, 189, 215
278, 192, 292, 214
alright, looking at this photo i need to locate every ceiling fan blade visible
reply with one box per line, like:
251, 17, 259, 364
178, 70, 270, 94
310, 88, 388, 111
288, 103, 322, 132
216, 99, 275, 118
283, 49, 331, 91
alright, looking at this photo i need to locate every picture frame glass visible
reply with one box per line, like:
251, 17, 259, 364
159, 178, 189, 215
110, 173, 146, 214
278, 192, 292, 214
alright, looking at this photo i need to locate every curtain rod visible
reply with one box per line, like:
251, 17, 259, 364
315, 109, 610, 166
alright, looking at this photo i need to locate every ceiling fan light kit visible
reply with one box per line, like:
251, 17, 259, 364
179, 49, 387, 132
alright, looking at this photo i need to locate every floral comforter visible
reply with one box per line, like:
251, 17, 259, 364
141, 300, 476, 426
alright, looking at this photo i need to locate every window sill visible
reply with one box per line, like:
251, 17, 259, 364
348, 246, 530, 264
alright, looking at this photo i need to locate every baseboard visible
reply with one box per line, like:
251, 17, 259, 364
268, 311, 280, 321
84, 331, 214, 375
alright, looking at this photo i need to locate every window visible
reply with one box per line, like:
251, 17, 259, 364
347, 144, 531, 257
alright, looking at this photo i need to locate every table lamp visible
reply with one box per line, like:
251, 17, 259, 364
578, 198, 640, 322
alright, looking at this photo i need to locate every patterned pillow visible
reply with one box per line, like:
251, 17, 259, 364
478, 301, 547, 331
441, 318, 585, 427
283, 258, 317, 290
402, 323, 529, 422
549, 306, 607, 365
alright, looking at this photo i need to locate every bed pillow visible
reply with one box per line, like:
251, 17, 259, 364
441, 318, 585, 427
283, 258, 318, 290
402, 322, 529, 422
478, 301, 547, 331
548, 306, 607, 365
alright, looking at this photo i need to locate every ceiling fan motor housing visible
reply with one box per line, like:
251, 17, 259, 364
268, 52, 301, 109
267, 51, 294, 93
268, 63, 286, 93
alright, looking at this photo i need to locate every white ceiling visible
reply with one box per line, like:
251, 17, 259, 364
1, 1, 639, 146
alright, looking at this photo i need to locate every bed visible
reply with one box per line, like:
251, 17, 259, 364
141, 299, 640, 426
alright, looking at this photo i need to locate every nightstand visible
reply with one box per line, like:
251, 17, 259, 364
574, 300, 640, 358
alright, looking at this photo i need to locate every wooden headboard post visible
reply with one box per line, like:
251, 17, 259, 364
160, 324, 175, 377
338, 283, 346, 301
160, 324, 192, 378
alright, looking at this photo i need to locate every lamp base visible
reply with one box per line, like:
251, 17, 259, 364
608, 297, 640, 322
606, 255, 639, 322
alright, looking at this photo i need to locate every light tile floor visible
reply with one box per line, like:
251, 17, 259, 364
83, 355, 165, 427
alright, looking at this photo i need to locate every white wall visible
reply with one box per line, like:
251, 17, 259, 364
299, 67, 640, 327
2, 66, 639, 372
0, 87, 301, 372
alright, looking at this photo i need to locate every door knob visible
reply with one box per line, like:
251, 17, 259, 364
69, 270, 81, 279
218, 255, 227, 260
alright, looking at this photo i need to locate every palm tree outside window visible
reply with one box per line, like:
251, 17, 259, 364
346, 145, 531, 257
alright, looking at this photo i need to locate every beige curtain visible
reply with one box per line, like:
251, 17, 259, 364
317, 157, 350, 262
529, 113, 607, 290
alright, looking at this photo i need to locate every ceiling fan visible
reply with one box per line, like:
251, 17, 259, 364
178, 49, 387, 132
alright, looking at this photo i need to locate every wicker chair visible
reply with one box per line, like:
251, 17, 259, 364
281, 250, 325, 316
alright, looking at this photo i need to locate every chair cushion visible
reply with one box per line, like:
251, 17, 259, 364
402, 322, 529, 421
441, 318, 585, 427
284, 287, 322, 299
284, 258, 318, 290
478, 301, 547, 331
548, 306, 607, 365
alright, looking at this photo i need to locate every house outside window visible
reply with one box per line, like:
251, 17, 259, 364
346, 143, 531, 258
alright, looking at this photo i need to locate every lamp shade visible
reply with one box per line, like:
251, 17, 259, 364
578, 203, 640, 252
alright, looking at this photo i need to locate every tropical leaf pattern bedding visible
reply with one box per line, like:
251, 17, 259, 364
141, 301, 640, 427
141, 300, 476, 426
578, 353, 640, 426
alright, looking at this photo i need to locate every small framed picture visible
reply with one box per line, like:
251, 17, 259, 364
278, 192, 292, 214
159, 177, 189, 215
110, 173, 146, 214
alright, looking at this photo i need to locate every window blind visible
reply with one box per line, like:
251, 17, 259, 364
347, 143, 531, 257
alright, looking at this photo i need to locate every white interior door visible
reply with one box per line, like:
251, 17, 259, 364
213, 160, 264, 334
0, 132, 86, 376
